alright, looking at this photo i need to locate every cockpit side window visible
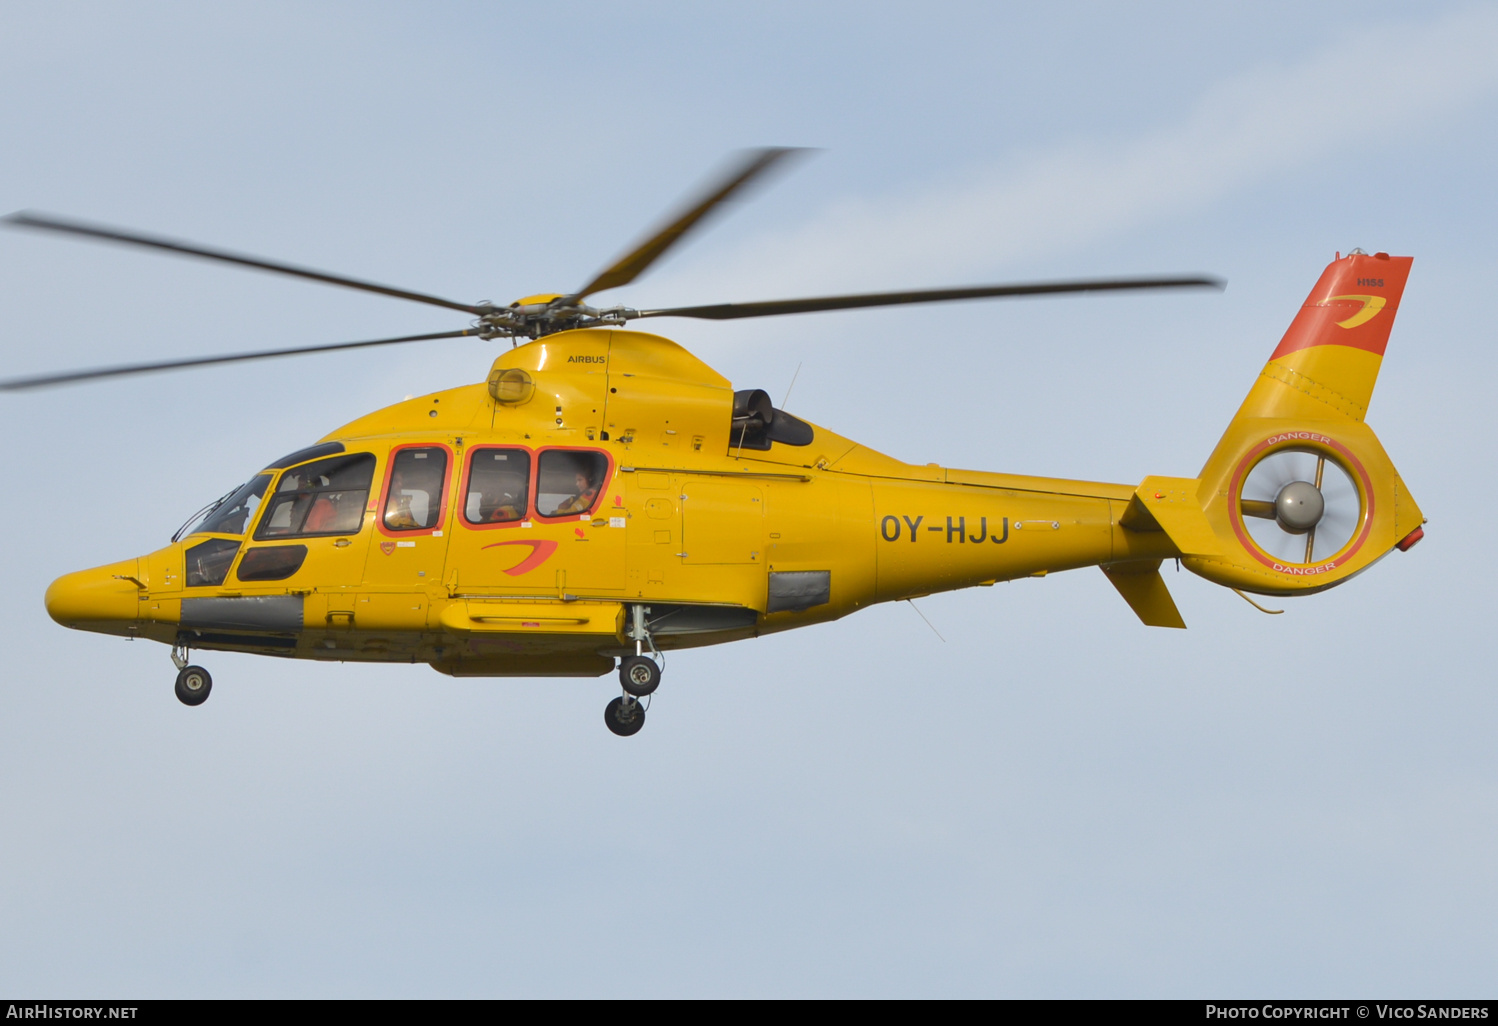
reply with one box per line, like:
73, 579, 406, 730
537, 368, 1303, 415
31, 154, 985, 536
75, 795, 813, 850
536, 449, 610, 519
191, 474, 272, 537
185, 538, 241, 587
463, 448, 530, 524
381, 447, 449, 532
255, 453, 375, 539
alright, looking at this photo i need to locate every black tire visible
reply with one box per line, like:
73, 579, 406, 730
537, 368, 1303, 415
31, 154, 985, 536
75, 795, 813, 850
604, 696, 645, 737
174, 665, 212, 707
619, 655, 661, 697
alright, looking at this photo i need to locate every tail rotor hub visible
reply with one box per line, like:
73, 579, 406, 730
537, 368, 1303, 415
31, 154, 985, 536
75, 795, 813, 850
1273, 480, 1324, 534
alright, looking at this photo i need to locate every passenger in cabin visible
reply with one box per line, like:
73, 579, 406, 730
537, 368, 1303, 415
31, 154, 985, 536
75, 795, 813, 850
463, 449, 529, 524
552, 469, 600, 516
384, 450, 447, 530
384, 468, 421, 530
486, 495, 522, 522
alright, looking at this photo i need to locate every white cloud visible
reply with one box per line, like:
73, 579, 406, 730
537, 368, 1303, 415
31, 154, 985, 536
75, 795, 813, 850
646, 6, 1498, 302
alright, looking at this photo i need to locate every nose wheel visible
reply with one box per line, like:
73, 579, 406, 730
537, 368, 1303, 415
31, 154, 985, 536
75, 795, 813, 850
171, 643, 212, 707
174, 665, 212, 706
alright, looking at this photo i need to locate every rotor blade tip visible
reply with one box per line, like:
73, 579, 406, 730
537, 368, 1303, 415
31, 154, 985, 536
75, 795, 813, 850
761, 145, 817, 159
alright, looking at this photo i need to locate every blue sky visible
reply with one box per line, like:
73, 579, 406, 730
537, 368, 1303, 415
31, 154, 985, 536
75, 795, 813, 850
1, 1, 1495, 996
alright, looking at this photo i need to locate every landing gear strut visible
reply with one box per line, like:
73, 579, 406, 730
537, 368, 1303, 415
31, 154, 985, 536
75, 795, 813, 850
171, 643, 212, 707
605, 605, 662, 735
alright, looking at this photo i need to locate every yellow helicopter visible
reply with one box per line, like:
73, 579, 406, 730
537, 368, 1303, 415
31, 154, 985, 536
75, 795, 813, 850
8, 149, 1426, 736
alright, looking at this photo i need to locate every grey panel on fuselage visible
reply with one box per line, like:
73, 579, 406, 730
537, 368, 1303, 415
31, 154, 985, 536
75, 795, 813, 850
181, 595, 304, 633
766, 570, 831, 613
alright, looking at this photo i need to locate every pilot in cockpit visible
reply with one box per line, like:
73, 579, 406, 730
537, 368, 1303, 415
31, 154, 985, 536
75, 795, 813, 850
286, 473, 340, 534
304, 483, 339, 533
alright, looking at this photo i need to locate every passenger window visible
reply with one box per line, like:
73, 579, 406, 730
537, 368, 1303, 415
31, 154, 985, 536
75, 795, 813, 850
382, 447, 449, 531
255, 453, 375, 539
464, 448, 531, 524
537, 450, 609, 518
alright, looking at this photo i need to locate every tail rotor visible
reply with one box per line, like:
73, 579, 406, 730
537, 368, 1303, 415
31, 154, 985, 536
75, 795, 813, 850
1237, 447, 1362, 566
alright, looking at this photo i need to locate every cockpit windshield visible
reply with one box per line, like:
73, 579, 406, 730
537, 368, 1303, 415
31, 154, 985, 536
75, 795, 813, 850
180, 474, 272, 539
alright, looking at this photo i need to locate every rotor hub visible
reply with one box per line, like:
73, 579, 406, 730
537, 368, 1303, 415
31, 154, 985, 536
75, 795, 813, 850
1274, 480, 1324, 533
474, 299, 635, 342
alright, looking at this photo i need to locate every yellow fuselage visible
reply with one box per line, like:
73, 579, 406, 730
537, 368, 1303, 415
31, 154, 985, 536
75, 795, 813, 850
46, 329, 1178, 677
44, 251, 1429, 681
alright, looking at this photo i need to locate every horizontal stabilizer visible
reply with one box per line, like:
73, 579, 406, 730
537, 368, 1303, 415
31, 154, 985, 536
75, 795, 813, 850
1122, 476, 1223, 556
1102, 561, 1186, 629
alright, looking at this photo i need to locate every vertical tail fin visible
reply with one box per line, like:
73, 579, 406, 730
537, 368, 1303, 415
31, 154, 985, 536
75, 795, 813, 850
1234, 250, 1413, 422
1129, 252, 1426, 597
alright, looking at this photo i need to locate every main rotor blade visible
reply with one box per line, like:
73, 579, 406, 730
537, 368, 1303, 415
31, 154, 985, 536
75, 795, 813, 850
0, 329, 474, 391
636, 276, 1225, 321
4, 212, 483, 315
565, 147, 806, 305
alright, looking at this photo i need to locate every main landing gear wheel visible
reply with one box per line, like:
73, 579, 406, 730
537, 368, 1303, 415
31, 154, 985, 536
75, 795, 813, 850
604, 696, 645, 737
174, 665, 212, 707
619, 655, 661, 697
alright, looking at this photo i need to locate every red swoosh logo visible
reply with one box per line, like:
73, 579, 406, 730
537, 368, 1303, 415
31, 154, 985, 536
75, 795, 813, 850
481, 539, 558, 576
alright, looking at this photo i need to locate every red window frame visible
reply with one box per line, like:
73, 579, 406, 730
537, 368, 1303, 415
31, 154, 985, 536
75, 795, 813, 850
532, 446, 615, 524
458, 444, 536, 532
456, 445, 616, 530
374, 443, 454, 539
